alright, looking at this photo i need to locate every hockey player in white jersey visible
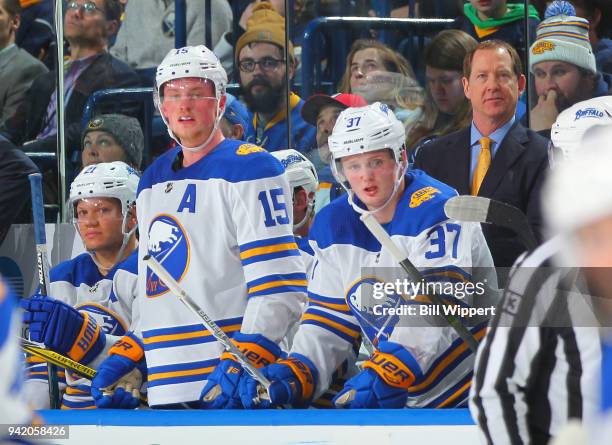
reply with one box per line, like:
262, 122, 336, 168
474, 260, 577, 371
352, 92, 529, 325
20, 161, 140, 409
271, 149, 318, 275
470, 96, 612, 444
240, 102, 497, 409
90, 45, 307, 409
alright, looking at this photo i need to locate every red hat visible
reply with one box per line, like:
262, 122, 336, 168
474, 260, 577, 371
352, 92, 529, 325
301, 93, 368, 126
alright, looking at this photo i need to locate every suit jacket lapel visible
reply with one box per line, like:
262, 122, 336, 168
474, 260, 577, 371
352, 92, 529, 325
448, 128, 471, 195
478, 122, 528, 197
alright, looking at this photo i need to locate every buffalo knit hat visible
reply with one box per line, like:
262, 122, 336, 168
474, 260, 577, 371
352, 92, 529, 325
529, 0, 596, 74
235, 2, 294, 64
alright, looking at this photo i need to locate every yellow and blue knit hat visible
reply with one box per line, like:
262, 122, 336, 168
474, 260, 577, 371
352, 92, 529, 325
529, 0, 596, 74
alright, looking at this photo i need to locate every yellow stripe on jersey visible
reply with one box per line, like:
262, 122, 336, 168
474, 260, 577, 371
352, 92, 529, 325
142, 324, 241, 344
436, 380, 472, 408
249, 279, 308, 294
301, 313, 361, 340
408, 327, 486, 393
239, 242, 298, 260
148, 365, 216, 382
308, 297, 351, 313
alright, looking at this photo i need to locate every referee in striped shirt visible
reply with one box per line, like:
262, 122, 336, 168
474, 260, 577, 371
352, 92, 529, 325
470, 98, 612, 444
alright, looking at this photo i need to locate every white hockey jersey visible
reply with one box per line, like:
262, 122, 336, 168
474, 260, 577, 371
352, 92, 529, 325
135, 139, 307, 406
25, 251, 138, 409
290, 169, 498, 407
296, 235, 315, 277
0, 279, 32, 426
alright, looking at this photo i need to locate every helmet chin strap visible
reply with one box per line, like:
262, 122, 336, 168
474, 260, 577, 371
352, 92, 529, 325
294, 200, 315, 231
75, 208, 137, 274
344, 162, 407, 217
159, 96, 224, 154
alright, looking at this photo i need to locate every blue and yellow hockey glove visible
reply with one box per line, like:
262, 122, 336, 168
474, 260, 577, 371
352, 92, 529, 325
239, 354, 318, 409
21, 295, 105, 365
333, 341, 420, 408
200, 332, 281, 409
91, 333, 146, 409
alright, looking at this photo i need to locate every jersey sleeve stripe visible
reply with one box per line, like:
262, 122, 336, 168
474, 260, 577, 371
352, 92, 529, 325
308, 292, 352, 314
142, 319, 242, 350
421, 265, 473, 283
301, 307, 361, 343
425, 372, 473, 408
239, 235, 297, 252
240, 242, 299, 260
142, 318, 243, 337
408, 324, 486, 394
240, 248, 302, 266
147, 358, 219, 388
247, 273, 308, 297
60, 400, 96, 410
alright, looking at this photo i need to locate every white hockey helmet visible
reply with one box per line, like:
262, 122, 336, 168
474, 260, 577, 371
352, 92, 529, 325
271, 149, 319, 196
69, 161, 139, 220
69, 161, 140, 270
544, 122, 612, 238
155, 45, 227, 102
549, 96, 612, 167
154, 45, 228, 152
328, 102, 405, 163
328, 102, 407, 215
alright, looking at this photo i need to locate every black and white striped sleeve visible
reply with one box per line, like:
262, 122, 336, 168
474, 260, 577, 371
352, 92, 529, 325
469, 239, 598, 445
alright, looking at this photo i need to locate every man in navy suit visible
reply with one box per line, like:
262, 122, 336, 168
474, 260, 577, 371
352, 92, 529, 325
414, 40, 549, 273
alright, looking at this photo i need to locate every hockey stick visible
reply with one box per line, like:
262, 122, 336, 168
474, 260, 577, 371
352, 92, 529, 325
143, 255, 272, 403
28, 173, 60, 408
22, 338, 148, 404
360, 212, 479, 352
444, 196, 538, 251
335, 213, 480, 408
21, 338, 96, 379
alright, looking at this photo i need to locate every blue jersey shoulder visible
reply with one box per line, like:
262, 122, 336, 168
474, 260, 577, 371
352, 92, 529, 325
296, 236, 314, 257
49, 253, 106, 288
115, 250, 138, 275
388, 169, 457, 237
310, 170, 458, 250
138, 140, 283, 195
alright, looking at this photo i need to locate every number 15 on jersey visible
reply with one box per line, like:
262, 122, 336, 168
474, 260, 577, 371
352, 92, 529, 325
258, 188, 290, 227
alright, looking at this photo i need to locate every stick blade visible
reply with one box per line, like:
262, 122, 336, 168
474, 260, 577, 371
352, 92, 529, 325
444, 196, 491, 223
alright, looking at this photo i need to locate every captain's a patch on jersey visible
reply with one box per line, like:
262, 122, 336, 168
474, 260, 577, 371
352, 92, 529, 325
236, 143, 266, 155
409, 186, 440, 208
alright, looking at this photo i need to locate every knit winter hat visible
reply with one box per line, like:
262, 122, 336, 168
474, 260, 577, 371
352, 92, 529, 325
82, 114, 144, 169
529, 1, 596, 74
235, 2, 294, 64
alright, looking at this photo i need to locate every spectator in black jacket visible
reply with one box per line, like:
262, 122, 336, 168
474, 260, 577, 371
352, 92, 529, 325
0, 135, 39, 244
0, 0, 140, 161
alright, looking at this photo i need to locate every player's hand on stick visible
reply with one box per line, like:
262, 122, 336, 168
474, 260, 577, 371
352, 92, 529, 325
91, 333, 146, 409
21, 295, 106, 364
333, 341, 417, 408
239, 355, 317, 409
200, 333, 281, 409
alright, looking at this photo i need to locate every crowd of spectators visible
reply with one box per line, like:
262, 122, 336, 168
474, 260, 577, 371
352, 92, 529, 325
0, 0, 611, 258
1, 0, 612, 438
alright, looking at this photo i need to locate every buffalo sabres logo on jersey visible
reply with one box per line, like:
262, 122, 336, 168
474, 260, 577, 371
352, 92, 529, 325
146, 214, 190, 297
76, 303, 127, 336
345, 276, 402, 346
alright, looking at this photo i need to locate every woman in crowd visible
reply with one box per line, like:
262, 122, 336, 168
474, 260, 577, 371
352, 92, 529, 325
407, 29, 477, 151
338, 39, 425, 135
